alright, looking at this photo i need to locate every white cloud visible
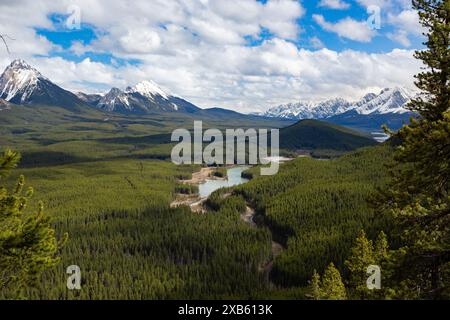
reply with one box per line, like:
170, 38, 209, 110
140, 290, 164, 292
310, 37, 325, 49
389, 9, 421, 35
386, 9, 423, 47
387, 30, 411, 47
318, 0, 350, 10
0, 0, 422, 113
119, 30, 162, 54
313, 14, 376, 43
355, 0, 410, 9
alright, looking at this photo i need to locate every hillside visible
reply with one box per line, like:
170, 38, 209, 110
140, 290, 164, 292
279, 119, 377, 152
209, 144, 393, 289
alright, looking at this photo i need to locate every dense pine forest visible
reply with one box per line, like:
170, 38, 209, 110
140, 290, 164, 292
1, 141, 393, 299
1, 0, 449, 301
208, 145, 393, 293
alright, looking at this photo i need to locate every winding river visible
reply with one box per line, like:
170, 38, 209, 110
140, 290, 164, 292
198, 166, 250, 197
172, 165, 285, 276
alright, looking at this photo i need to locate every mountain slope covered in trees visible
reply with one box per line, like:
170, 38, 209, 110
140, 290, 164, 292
279, 119, 377, 152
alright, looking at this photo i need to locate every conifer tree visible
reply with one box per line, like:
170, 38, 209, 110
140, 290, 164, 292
320, 263, 347, 300
409, 0, 449, 121
374, 231, 389, 261
375, 0, 449, 299
0, 149, 66, 298
345, 230, 375, 299
308, 270, 322, 300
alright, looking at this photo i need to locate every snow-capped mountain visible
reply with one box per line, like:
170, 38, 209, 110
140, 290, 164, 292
0, 59, 200, 114
93, 80, 200, 114
352, 88, 412, 115
96, 87, 135, 113
0, 59, 86, 109
75, 92, 102, 106
259, 88, 414, 120
128, 80, 169, 100
261, 98, 352, 120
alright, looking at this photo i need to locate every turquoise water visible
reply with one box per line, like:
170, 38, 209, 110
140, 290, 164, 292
198, 166, 250, 198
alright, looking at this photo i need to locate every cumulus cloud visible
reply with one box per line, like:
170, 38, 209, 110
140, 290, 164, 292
318, 0, 350, 10
0, 0, 422, 113
355, 0, 411, 9
387, 30, 411, 47
313, 14, 376, 42
389, 9, 421, 35
386, 9, 423, 47
309, 37, 325, 49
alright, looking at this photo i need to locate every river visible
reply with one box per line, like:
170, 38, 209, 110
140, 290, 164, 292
198, 166, 250, 197
172, 165, 285, 277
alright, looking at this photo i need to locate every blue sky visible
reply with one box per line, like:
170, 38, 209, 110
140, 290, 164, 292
36, 1, 423, 61
0, 0, 424, 112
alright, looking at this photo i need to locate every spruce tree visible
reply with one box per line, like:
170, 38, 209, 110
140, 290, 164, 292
0, 149, 66, 298
308, 270, 322, 300
375, 0, 449, 299
345, 230, 376, 299
409, 0, 449, 121
320, 263, 347, 300
374, 231, 389, 261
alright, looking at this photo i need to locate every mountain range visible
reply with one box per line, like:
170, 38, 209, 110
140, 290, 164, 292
255, 87, 417, 131
0, 59, 200, 115
258, 87, 414, 119
0, 59, 415, 132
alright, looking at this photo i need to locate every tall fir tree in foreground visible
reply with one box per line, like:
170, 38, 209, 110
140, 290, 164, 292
345, 231, 389, 299
376, 0, 449, 299
0, 149, 66, 298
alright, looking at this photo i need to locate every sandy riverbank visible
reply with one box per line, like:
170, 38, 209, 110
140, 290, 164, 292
180, 167, 223, 184
171, 167, 221, 213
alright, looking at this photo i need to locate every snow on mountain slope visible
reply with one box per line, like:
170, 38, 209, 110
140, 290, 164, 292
96, 88, 134, 112
260, 88, 415, 120
0, 59, 86, 109
0, 59, 42, 103
94, 80, 200, 114
126, 80, 169, 100
353, 87, 412, 115
0, 60, 201, 114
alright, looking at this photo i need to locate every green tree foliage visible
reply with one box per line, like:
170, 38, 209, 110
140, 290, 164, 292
0, 157, 272, 299
374, 0, 450, 299
344, 231, 389, 299
320, 263, 347, 300
233, 145, 392, 286
409, 0, 449, 120
0, 149, 66, 298
345, 230, 375, 298
307, 264, 347, 300
307, 270, 322, 300
374, 231, 389, 262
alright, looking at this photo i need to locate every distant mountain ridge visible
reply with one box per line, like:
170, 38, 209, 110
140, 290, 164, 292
254, 87, 417, 131
257, 87, 415, 120
0, 59, 415, 132
0, 59, 200, 114
86, 80, 200, 114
